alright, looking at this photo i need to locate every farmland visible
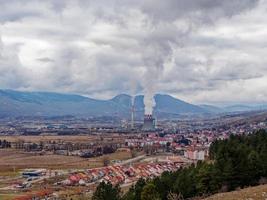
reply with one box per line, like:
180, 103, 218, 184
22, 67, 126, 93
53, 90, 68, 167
0, 149, 131, 172
0, 134, 131, 172
0, 134, 122, 143
0, 137, 132, 200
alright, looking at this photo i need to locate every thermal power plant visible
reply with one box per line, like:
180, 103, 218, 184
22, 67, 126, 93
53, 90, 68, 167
142, 114, 155, 131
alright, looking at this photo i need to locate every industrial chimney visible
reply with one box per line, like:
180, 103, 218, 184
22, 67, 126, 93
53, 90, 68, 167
131, 104, 134, 129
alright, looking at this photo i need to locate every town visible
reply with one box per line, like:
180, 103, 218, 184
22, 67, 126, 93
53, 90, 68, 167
0, 110, 267, 199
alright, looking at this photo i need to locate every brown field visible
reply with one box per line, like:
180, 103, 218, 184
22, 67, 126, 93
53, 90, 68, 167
0, 135, 119, 143
204, 184, 267, 200
0, 149, 131, 173
0, 194, 23, 200
0, 135, 131, 200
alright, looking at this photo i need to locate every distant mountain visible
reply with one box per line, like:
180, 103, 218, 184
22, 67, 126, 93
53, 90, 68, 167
199, 103, 267, 114
0, 89, 266, 118
110, 94, 132, 108
0, 89, 123, 118
154, 94, 206, 115
220, 104, 267, 113
223, 105, 258, 112
199, 104, 223, 113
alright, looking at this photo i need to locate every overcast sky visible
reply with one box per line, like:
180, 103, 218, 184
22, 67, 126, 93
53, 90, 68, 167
0, 0, 267, 105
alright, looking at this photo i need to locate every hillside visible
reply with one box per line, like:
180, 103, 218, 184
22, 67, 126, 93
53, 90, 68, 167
1, 89, 266, 118
154, 94, 206, 114
204, 184, 267, 200
0, 90, 125, 118
0, 90, 211, 118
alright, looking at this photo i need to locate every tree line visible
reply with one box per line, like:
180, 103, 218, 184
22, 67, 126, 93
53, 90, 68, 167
92, 129, 267, 200
0, 139, 11, 148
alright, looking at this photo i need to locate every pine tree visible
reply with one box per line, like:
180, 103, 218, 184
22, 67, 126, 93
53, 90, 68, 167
141, 183, 160, 200
92, 181, 121, 200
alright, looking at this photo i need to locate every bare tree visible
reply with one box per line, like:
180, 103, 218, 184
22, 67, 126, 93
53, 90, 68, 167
102, 156, 110, 167
131, 149, 137, 158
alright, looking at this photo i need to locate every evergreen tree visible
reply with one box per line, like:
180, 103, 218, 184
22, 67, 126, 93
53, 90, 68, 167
153, 172, 173, 200
123, 178, 146, 200
141, 183, 160, 200
123, 130, 267, 200
92, 181, 121, 200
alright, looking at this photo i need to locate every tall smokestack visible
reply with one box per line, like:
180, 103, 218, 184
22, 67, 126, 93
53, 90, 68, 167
131, 104, 134, 129
131, 96, 135, 130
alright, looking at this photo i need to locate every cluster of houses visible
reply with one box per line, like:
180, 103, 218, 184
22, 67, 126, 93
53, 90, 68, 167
11, 138, 121, 158
184, 147, 208, 160
62, 162, 182, 186
126, 135, 172, 148
125, 132, 212, 160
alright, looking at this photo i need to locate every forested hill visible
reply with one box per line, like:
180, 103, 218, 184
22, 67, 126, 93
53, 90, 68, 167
92, 129, 267, 200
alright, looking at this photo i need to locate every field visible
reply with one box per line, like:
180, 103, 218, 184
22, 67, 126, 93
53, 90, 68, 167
0, 146, 131, 200
0, 135, 130, 172
0, 135, 133, 199
204, 184, 267, 200
0, 134, 123, 143
0, 149, 131, 172
0, 194, 21, 200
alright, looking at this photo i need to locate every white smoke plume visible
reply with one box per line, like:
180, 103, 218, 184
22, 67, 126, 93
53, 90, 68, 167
142, 37, 175, 114
137, 0, 259, 114
140, 21, 191, 114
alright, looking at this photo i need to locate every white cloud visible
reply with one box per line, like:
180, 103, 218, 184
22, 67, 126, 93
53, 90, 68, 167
0, 0, 266, 106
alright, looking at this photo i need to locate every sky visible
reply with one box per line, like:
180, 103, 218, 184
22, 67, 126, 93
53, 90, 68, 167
0, 0, 267, 107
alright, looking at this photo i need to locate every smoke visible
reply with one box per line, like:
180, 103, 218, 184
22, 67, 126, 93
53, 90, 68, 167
142, 40, 174, 114
141, 22, 189, 114
137, 0, 259, 114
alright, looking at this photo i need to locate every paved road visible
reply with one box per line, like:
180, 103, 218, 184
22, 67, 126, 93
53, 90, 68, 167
120, 154, 147, 165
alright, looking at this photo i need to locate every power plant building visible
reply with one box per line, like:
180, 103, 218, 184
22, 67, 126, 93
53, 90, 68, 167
142, 114, 155, 131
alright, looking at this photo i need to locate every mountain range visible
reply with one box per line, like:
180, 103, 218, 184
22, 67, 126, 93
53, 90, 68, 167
0, 89, 266, 118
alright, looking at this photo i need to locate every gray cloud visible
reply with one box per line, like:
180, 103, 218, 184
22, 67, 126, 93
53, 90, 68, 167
0, 35, 28, 89
0, 0, 266, 106
36, 57, 54, 63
